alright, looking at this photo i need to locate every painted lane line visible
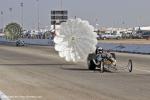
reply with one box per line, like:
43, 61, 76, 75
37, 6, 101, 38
0, 91, 10, 100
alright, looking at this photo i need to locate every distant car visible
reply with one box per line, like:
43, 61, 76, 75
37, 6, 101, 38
131, 30, 143, 39
16, 40, 25, 46
97, 34, 101, 40
132, 33, 143, 39
100, 32, 122, 40
122, 32, 133, 39
142, 31, 150, 40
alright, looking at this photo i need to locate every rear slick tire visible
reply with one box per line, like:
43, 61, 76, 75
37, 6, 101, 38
100, 62, 104, 73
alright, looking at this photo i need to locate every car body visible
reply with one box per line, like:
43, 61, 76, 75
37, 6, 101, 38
87, 51, 116, 70
142, 31, 150, 40
16, 40, 25, 46
87, 51, 132, 73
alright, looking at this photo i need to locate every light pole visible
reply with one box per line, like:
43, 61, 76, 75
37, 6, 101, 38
9, 7, 13, 22
57, 0, 62, 9
122, 21, 125, 28
36, 0, 40, 31
138, 16, 142, 27
95, 18, 98, 31
60, 0, 62, 9
20, 2, 24, 29
0, 11, 4, 32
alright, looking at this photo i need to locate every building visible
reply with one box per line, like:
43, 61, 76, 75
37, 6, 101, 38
51, 10, 68, 25
51, 10, 68, 35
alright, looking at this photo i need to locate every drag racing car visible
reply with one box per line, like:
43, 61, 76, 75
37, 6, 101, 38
87, 49, 133, 73
16, 40, 25, 47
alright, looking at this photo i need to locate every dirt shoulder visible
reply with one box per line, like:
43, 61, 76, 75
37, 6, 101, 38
98, 39, 150, 44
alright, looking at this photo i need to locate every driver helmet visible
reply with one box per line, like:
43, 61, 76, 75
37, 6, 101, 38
96, 47, 103, 54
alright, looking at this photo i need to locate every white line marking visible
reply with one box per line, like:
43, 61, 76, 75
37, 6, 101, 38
0, 91, 10, 100
135, 68, 150, 73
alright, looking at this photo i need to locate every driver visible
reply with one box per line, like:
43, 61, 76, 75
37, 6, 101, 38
95, 47, 103, 55
94, 47, 103, 64
95, 47, 116, 66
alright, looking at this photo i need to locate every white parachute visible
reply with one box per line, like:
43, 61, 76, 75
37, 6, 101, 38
54, 18, 97, 62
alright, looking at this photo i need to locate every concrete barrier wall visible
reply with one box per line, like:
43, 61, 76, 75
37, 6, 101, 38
0, 38, 54, 46
21, 39, 54, 46
1, 37, 150, 54
97, 43, 150, 54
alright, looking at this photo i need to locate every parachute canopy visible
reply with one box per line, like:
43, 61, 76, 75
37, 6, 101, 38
4, 22, 22, 40
54, 18, 97, 62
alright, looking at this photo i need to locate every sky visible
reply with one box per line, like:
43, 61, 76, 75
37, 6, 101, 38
0, 0, 150, 30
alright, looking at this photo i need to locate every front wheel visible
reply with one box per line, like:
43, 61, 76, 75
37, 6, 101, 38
87, 53, 96, 70
16, 43, 19, 47
88, 60, 96, 70
128, 59, 133, 72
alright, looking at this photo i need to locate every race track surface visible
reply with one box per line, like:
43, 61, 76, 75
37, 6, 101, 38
0, 45, 150, 100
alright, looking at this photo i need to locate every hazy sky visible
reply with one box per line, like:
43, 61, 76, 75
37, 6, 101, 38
0, 0, 150, 29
